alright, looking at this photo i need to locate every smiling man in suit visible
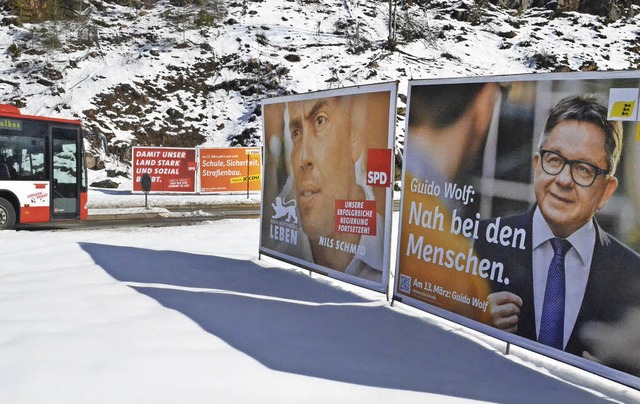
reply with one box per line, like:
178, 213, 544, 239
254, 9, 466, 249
474, 95, 640, 374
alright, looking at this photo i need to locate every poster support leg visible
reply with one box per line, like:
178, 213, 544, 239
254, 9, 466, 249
246, 154, 250, 199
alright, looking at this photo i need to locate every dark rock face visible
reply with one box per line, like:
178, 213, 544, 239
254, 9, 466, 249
90, 179, 120, 189
579, 0, 614, 16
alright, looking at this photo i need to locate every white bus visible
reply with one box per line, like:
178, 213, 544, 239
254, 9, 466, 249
0, 104, 88, 229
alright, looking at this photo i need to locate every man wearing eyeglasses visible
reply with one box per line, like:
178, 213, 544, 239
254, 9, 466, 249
474, 95, 640, 371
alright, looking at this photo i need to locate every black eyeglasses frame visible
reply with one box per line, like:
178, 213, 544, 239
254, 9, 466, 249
538, 149, 610, 187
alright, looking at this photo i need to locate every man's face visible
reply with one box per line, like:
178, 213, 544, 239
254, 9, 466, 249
534, 120, 618, 238
288, 97, 356, 238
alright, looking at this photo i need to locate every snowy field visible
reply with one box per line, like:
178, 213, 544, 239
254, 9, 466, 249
2, 190, 640, 402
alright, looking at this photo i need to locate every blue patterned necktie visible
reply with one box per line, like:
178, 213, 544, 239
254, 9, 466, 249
538, 237, 572, 350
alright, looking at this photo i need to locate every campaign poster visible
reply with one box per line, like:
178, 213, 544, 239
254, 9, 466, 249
259, 82, 397, 293
198, 147, 262, 193
395, 71, 640, 389
131, 146, 197, 193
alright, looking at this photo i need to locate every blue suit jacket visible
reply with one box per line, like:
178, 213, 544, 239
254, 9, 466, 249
474, 207, 640, 374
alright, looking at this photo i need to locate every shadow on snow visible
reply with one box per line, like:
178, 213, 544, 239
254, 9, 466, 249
80, 242, 602, 403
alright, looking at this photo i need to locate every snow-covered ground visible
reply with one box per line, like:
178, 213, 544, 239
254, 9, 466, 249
87, 185, 260, 210
2, 189, 640, 402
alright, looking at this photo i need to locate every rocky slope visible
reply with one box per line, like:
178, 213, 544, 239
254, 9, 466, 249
0, 0, 638, 184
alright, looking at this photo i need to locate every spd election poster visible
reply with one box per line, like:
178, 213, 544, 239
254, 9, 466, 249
259, 82, 397, 293
132, 146, 197, 193
395, 71, 640, 389
199, 147, 261, 193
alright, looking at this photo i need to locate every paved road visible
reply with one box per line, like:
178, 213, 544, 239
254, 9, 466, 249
19, 204, 261, 230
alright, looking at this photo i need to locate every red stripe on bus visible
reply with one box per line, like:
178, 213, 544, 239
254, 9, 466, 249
80, 192, 88, 220
20, 206, 50, 223
35, 183, 46, 189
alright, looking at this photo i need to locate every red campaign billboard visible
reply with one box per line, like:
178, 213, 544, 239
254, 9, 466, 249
259, 82, 397, 294
132, 146, 197, 193
395, 71, 640, 389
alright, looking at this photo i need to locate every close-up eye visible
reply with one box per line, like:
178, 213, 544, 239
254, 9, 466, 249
315, 115, 326, 126
575, 163, 594, 175
291, 129, 301, 139
547, 155, 562, 166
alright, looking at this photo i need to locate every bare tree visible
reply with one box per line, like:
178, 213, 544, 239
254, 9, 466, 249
388, 0, 398, 49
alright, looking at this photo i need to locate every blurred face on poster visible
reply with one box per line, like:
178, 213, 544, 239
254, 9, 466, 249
534, 121, 618, 238
287, 96, 363, 239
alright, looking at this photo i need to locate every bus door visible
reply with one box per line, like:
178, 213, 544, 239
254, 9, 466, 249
51, 126, 81, 219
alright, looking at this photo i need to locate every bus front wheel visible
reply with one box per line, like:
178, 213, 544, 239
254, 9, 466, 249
0, 197, 16, 230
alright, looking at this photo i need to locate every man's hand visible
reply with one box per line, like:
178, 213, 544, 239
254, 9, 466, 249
487, 291, 523, 333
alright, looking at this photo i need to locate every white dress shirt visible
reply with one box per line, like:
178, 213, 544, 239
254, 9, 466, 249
532, 206, 595, 349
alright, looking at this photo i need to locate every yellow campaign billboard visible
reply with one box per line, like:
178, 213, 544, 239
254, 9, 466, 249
395, 71, 640, 390
198, 147, 261, 193
259, 82, 397, 294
